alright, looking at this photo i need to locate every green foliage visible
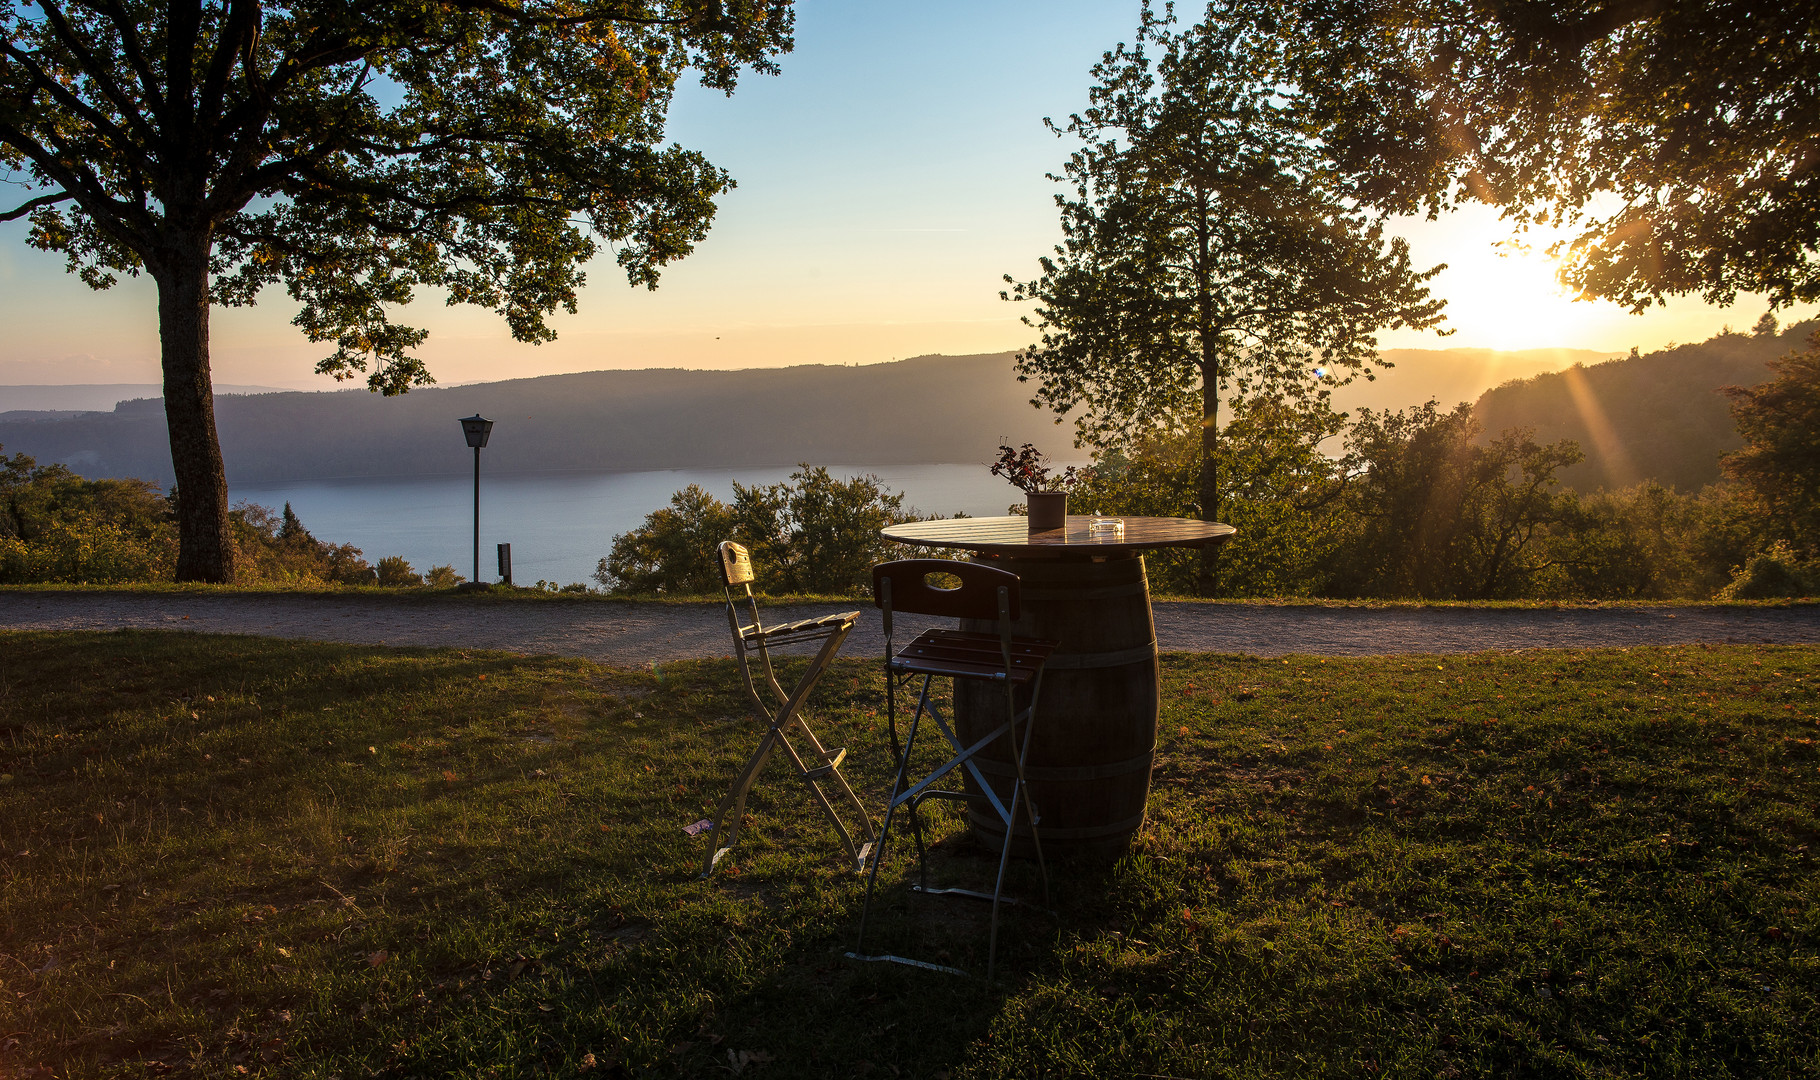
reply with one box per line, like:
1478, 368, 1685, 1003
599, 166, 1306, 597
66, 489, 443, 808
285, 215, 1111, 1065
1474, 319, 1816, 492
1263, 0, 1820, 311
1005, 3, 1444, 592
1723, 333, 1820, 560
3, 632, 1816, 1076
3, 0, 793, 393
1544, 483, 1764, 600
1074, 399, 1351, 596
596, 467, 917, 596
375, 555, 424, 588
2, 0, 792, 581
0, 446, 175, 583
424, 564, 464, 589
593, 483, 738, 595
1718, 542, 1819, 601
1327, 403, 1584, 600
229, 502, 376, 586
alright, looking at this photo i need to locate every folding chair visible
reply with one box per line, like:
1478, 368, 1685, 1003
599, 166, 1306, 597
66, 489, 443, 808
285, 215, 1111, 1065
697, 541, 876, 877
848, 559, 1059, 980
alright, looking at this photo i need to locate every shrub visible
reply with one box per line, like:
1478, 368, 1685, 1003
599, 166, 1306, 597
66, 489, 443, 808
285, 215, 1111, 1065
596, 467, 919, 596
1717, 542, 1817, 600
375, 555, 424, 587
0, 447, 177, 583
424, 564, 464, 589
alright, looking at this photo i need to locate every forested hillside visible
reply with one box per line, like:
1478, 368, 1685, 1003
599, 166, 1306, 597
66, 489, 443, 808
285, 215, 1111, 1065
1472, 320, 1814, 492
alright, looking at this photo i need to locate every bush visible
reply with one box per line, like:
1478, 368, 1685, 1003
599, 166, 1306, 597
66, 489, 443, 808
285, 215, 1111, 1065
0, 447, 177, 583
229, 501, 374, 584
1717, 542, 1818, 599
424, 564, 464, 589
375, 555, 423, 587
595, 466, 919, 596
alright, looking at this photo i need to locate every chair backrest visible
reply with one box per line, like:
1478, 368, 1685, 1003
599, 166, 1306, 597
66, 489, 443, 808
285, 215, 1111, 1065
718, 541, 756, 589
873, 559, 1020, 622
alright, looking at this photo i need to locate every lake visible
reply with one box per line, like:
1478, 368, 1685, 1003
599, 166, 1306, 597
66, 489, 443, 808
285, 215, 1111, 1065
233, 462, 1082, 586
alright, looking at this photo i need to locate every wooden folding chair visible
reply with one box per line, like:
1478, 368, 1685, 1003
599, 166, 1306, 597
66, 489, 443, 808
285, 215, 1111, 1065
848, 559, 1059, 980
697, 541, 876, 877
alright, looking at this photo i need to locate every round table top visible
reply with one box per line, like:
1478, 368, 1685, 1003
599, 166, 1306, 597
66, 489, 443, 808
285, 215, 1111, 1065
880, 515, 1235, 557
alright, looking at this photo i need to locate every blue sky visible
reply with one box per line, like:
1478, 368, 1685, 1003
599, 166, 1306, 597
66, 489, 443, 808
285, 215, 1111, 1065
1, 0, 1807, 389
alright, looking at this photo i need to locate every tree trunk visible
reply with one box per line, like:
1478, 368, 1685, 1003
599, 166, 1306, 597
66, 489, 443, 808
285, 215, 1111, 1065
156, 233, 237, 583
1196, 361, 1221, 596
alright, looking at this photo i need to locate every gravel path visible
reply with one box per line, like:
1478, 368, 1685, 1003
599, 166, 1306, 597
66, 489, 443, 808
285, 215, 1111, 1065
3, 592, 1816, 663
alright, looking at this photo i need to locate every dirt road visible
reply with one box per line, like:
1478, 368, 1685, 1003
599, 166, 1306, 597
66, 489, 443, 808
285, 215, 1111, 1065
3, 592, 1815, 663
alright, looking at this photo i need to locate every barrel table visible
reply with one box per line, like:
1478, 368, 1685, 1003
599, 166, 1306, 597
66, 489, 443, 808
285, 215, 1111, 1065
878, 515, 1235, 859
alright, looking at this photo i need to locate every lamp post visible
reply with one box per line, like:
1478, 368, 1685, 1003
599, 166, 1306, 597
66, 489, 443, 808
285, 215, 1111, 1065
458, 414, 494, 587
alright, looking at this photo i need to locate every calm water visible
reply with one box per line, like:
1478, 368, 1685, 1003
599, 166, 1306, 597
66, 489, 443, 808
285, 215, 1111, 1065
232, 462, 1079, 586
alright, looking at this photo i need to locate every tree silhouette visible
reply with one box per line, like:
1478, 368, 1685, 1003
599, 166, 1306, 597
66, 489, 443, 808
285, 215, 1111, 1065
1005, 3, 1445, 592
1263, 0, 1820, 312
2, 0, 791, 580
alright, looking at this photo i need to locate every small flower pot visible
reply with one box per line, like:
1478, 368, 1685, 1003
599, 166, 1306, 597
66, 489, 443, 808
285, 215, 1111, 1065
1026, 491, 1068, 531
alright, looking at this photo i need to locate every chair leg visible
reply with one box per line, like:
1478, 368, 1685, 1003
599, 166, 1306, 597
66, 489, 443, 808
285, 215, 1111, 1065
700, 729, 779, 877
1012, 679, 1051, 906
854, 698, 924, 954
985, 772, 1023, 984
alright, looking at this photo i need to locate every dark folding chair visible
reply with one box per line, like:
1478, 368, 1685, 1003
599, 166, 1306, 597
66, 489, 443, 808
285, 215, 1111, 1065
697, 541, 875, 877
848, 559, 1059, 980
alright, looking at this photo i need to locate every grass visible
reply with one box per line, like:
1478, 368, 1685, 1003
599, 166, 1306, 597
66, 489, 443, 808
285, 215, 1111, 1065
5, 581, 1816, 610
1, 631, 1817, 1078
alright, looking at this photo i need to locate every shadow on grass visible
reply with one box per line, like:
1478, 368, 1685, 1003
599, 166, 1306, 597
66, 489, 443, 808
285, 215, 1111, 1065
1, 633, 1816, 1078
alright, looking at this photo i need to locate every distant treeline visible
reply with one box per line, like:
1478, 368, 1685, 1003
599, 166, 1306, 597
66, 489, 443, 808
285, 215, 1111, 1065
1474, 319, 1816, 492
604, 322, 1820, 601
0, 448, 458, 587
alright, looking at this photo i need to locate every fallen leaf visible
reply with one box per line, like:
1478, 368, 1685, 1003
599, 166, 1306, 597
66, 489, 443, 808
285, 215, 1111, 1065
367, 950, 389, 967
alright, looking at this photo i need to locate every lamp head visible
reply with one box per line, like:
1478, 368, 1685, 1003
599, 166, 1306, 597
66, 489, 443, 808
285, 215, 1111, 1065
459, 414, 494, 449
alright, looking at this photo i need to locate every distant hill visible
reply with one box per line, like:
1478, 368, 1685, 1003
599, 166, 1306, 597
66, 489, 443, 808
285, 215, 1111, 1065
5, 337, 1789, 491
0, 354, 1074, 485
1471, 321, 1815, 492
1332, 346, 1619, 417
0, 383, 297, 412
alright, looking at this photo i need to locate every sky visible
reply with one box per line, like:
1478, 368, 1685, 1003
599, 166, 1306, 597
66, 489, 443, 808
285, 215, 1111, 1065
1, 0, 1811, 390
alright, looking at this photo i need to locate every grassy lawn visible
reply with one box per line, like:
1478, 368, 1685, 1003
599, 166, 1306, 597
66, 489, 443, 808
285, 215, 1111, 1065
6, 582, 1816, 609
1, 632, 1816, 1079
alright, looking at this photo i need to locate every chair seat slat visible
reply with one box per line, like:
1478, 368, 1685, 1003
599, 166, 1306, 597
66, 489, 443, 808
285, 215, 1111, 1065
741, 610, 861, 644
889, 628, 1058, 684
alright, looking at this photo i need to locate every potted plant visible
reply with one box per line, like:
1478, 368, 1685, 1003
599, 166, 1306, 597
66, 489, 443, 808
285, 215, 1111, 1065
991, 443, 1078, 530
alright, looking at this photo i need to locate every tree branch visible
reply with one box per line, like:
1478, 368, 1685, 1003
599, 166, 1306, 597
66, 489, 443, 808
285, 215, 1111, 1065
31, 0, 161, 148
0, 189, 73, 221
0, 119, 156, 253
198, 0, 264, 136
78, 0, 167, 125
0, 38, 161, 176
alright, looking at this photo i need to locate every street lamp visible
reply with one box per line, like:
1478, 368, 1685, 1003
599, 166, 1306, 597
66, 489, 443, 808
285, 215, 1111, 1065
458, 414, 494, 587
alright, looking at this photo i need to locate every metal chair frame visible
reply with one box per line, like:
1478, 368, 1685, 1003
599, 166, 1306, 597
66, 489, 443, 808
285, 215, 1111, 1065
698, 541, 875, 877
849, 559, 1057, 980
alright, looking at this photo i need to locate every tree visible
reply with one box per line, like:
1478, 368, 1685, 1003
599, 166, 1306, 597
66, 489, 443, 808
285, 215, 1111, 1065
594, 467, 918, 596
1263, 0, 1820, 312
1003, 2, 1446, 593
2, 0, 792, 581
1329, 402, 1582, 600
1070, 396, 1351, 596
1722, 333, 1820, 560
594, 482, 736, 594
729, 465, 914, 595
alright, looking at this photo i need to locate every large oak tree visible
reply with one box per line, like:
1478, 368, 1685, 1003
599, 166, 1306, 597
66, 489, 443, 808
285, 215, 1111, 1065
1, 0, 791, 581
1005, 2, 1446, 593
1265, 0, 1820, 312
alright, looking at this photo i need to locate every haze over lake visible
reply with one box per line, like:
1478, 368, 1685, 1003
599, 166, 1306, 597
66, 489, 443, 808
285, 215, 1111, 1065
233, 463, 1073, 587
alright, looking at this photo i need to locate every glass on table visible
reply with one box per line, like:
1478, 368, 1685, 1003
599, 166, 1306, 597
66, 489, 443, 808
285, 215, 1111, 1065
1086, 516, 1125, 540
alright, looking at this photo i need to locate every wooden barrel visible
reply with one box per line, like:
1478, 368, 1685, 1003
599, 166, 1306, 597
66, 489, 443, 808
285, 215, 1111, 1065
953, 553, 1159, 860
